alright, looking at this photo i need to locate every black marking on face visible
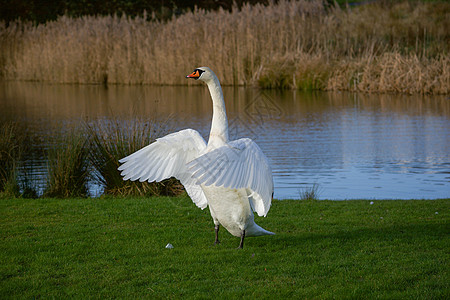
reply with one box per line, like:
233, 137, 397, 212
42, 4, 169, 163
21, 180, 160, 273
186, 68, 205, 80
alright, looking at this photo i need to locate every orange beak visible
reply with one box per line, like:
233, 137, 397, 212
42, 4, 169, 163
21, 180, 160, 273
186, 70, 201, 79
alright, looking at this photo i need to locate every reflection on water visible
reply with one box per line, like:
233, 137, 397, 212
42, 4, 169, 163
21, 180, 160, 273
1, 82, 449, 199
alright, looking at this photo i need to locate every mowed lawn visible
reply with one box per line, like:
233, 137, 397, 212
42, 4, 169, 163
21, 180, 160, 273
1, 197, 448, 298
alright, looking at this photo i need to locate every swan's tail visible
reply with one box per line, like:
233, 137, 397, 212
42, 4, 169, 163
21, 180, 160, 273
247, 223, 275, 237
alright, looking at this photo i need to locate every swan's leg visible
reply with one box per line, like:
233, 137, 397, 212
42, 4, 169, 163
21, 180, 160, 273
238, 230, 246, 249
214, 224, 220, 245
209, 205, 220, 245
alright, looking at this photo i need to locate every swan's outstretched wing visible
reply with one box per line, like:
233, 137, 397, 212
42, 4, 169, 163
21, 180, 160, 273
118, 129, 208, 209
188, 138, 273, 217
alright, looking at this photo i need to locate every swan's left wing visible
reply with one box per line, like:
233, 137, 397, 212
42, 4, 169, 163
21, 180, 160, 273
118, 129, 208, 209
188, 138, 273, 217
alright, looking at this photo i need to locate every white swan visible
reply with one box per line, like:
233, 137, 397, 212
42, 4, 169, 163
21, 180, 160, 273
118, 67, 274, 248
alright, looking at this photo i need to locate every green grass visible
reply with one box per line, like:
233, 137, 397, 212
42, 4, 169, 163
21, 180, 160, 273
1, 197, 448, 298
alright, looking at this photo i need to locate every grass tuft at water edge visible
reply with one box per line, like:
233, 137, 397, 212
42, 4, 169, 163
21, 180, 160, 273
86, 118, 184, 197
43, 128, 89, 198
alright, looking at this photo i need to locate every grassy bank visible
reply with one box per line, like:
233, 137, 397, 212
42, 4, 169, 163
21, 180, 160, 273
1, 197, 448, 298
1, 0, 448, 94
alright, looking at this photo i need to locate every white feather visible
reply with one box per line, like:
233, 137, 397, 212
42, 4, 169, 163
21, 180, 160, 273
187, 138, 273, 217
118, 129, 208, 209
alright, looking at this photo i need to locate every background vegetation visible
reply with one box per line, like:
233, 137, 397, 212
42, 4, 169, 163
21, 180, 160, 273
1, 0, 448, 94
43, 129, 89, 198
0, 122, 24, 196
0, 0, 369, 25
0, 0, 275, 24
0, 120, 184, 199
1, 197, 448, 298
86, 118, 183, 197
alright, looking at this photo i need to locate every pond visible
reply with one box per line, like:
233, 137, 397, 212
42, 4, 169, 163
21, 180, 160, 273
1, 82, 449, 199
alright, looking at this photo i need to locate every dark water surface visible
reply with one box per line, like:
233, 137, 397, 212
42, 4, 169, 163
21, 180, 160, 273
1, 82, 449, 199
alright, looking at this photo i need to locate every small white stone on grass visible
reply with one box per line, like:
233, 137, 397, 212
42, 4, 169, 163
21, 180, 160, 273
165, 243, 174, 249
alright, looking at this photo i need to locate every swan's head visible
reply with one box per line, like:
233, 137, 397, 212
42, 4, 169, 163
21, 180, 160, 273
186, 67, 217, 83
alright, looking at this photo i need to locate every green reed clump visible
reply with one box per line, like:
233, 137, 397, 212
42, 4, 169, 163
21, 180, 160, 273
43, 129, 89, 198
0, 122, 25, 197
258, 56, 297, 89
258, 54, 332, 90
86, 119, 184, 197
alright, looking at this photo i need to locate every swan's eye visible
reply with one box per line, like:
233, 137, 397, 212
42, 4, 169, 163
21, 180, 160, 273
186, 69, 205, 80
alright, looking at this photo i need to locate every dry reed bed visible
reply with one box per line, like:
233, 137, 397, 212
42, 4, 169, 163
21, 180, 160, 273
0, 0, 448, 94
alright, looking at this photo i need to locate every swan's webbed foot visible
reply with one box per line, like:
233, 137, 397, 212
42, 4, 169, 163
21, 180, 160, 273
237, 230, 245, 249
214, 224, 220, 245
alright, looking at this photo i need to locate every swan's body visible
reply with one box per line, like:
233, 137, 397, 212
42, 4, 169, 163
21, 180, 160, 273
118, 67, 274, 248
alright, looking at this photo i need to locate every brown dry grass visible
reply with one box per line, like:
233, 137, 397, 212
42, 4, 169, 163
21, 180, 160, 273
0, 0, 448, 94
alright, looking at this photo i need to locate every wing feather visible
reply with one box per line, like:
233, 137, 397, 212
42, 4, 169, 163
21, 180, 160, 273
118, 129, 208, 209
188, 138, 273, 217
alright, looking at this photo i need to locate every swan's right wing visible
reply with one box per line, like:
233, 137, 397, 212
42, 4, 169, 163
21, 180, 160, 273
188, 138, 273, 217
118, 129, 208, 209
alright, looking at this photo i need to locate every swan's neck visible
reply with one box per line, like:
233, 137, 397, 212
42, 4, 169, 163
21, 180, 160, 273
206, 78, 229, 148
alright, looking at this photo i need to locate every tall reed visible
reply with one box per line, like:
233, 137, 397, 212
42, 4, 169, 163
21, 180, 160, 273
43, 129, 89, 198
0, 0, 448, 94
0, 122, 23, 196
86, 118, 184, 197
